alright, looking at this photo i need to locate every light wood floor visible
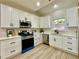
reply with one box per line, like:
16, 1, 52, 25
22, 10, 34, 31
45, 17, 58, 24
12, 44, 78, 59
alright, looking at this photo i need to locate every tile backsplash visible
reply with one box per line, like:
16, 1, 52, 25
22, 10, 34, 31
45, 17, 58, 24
0, 27, 79, 38
0, 29, 6, 37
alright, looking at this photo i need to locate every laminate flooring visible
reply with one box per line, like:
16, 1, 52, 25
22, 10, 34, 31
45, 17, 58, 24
12, 44, 78, 59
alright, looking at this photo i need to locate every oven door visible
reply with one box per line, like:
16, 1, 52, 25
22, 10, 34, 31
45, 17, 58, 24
22, 37, 34, 53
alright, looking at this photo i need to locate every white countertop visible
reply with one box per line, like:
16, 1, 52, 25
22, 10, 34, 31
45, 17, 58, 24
0, 36, 21, 41
50, 33, 77, 38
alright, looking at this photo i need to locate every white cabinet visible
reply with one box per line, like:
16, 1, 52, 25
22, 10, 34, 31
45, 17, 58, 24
34, 32, 43, 46
50, 10, 67, 29
49, 34, 78, 55
49, 35, 55, 47
54, 36, 63, 49
0, 4, 20, 28
0, 36, 21, 59
49, 35, 63, 49
51, 9, 66, 20
31, 15, 40, 28
66, 7, 79, 27
63, 36, 78, 54
0, 4, 12, 28
20, 12, 40, 28
40, 16, 51, 28
11, 8, 20, 28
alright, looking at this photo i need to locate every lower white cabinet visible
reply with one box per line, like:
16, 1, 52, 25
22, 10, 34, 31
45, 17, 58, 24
34, 32, 43, 46
63, 36, 78, 54
49, 35, 78, 55
0, 36, 21, 59
49, 35, 55, 47
49, 35, 63, 49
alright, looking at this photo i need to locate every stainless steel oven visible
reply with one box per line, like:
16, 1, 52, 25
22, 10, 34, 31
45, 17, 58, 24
18, 31, 34, 53
21, 36, 34, 53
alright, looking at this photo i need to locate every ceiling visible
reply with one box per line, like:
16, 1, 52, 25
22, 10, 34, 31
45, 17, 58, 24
0, 0, 78, 16
36, 0, 78, 16
10, 0, 54, 11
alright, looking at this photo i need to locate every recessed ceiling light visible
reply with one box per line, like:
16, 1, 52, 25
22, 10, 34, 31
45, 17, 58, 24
37, 2, 40, 6
54, 4, 59, 8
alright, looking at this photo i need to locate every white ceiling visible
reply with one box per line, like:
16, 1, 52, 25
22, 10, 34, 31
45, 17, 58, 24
36, 0, 78, 16
9, 0, 54, 11
0, 0, 78, 16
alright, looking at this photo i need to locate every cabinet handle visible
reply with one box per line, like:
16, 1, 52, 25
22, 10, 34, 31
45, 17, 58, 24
10, 50, 16, 53
67, 38, 72, 39
67, 23, 69, 26
10, 42, 16, 44
54, 38, 56, 42
10, 23, 13, 27
67, 42, 72, 44
67, 48, 72, 50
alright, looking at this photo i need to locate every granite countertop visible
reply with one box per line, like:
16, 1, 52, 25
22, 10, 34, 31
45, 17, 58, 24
0, 36, 21, 41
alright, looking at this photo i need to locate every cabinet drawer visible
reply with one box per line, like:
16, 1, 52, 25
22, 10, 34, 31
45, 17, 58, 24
64, 37, 76, 44
63, 44, 78, 53
63, 44, 74, 52
4, 44, 21, 57
2, 39, 20, 48
64, 37, 76, 42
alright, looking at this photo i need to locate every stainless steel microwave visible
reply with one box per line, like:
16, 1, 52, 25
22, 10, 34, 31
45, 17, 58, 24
19, 21, 31, 28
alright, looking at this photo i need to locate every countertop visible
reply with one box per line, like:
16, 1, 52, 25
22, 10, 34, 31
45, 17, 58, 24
0, 36, 21, 41
40, 32, 77, 38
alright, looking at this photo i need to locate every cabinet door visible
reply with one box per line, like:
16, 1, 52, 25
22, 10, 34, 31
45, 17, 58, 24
11, 8, 20, 28
49, 35, 55, 47
40, 16, 51, 28
66, 7, 78, 27
63, 36, 78, 54
18, 10, 26, 22
54, 36, 63, 48
1, 37, 21, 59
34, 32, 42, 46
1, 4, 12, 28
31, 15, 40, 28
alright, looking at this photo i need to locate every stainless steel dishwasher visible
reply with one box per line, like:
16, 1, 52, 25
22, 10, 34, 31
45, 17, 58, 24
42, 34, 49, 45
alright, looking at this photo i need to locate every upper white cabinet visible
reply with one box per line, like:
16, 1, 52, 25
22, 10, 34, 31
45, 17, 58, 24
40, 16, 51, 28
0, 4, 20, 28
11, 8, 20, 28
0, 4, 40, 28
51, 9, 66, 20
66, 7, 79, 27
0, 4, 12, 28
31, 15, 40, 28
50, 10, 66, 29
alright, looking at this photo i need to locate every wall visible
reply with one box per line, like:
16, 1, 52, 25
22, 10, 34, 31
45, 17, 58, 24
0, 28, 40, 38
